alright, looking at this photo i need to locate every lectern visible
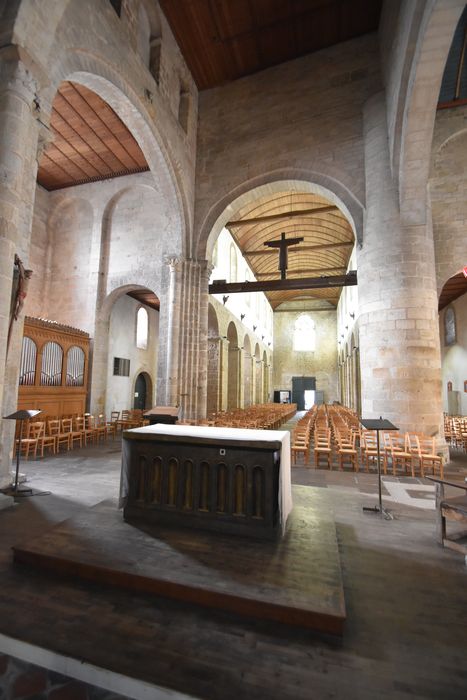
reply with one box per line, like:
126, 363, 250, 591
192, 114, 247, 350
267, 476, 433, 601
360, 417, 398, 520
3, 409, 42, 496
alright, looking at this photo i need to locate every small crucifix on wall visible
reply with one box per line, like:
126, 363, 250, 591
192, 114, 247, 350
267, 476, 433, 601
264, 232, 303, 279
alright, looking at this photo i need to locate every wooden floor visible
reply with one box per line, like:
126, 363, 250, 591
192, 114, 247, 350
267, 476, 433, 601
12, 487, 346, 635
0, 440, 466, 699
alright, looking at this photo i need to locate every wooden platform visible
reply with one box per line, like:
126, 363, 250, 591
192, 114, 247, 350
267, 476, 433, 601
12, 485, 346, 636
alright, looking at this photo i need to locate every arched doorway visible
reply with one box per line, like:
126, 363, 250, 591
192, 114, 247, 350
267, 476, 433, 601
134, 372, 153, 410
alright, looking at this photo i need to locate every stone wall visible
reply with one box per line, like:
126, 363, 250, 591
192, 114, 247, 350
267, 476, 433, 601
273, 310, 338, 404
195, 32, 381, 251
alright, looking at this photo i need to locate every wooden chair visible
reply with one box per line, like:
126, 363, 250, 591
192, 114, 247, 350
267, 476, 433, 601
75, 416, 95, 446
291, 428, 310, 465
38, 422, 57, 457
416, 436, 444, 479
94, 414, 108, 443
337, 431, 358, 471
48, 419, 71, 452
19, 421, 43, 460
61, 418, 83, 449
427, 477, 467, 563
389, 434, 413, 477
361, 431, 378, 472
105, 414, 118, 440
314, 429, 332, 469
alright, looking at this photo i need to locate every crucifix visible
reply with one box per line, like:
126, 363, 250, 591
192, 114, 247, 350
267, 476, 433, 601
264, 232, 304, 279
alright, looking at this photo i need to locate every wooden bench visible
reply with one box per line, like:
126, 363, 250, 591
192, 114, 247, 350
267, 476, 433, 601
427, 476, 467, 564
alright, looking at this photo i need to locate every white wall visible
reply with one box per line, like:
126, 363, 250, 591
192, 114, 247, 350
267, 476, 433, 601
106, 294, 159, 415
440, 294, 467, 415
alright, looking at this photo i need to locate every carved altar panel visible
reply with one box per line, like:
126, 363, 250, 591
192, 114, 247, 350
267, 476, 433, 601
17, 317, 90, 417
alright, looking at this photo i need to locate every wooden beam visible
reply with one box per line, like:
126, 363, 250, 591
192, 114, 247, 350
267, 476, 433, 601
255, 266, 346, 278
227, 205, 338, 227
244, 241, 353, 256
209, 271, 357, 295
273, 306, 336, 312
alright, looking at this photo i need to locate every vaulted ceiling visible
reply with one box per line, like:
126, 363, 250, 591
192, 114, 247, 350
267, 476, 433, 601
37, 82, 149, 191
226, 191, 355, 309
159, 0, 383, 90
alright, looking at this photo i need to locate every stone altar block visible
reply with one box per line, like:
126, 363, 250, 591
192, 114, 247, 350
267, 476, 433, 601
120, 424, 292, 539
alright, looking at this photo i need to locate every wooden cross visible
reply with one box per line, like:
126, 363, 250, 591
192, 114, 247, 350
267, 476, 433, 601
264, 232, 303, 279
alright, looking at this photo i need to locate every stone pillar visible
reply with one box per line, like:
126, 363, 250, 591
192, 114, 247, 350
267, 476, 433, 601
0, 48, 41, 486
219, 336, 229, 411
161, 258, 211, 420
238, 346, 245, 408
358, 92, 443, 437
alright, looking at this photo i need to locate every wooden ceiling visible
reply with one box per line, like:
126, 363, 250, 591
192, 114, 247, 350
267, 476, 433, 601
159, 0, 383, 90
226, 191, 354, 309
37, 82, 149, 191
439, 272, 467, 311
127, 290, 160, 311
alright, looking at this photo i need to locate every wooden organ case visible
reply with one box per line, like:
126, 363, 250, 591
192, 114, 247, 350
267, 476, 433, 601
17, 317, 90, 417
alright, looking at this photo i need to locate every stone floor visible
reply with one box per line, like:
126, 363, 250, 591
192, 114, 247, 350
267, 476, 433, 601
0, 431, 466, 699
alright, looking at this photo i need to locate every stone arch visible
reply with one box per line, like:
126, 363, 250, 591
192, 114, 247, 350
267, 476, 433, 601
207, 303, 220, 413
132, 369, 154, 410
397, 0, 465, 223
262, 349, 268, 402
91, 283, 161, 414
39, 51, 188, 252
227, 322, 239, 410
430, 126, 467, 295
243, 334, 252, 407
199, 170, 363, 259
254, 342, 261, 405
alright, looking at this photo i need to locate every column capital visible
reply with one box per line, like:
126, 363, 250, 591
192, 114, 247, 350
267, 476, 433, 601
0, 45, 42, 106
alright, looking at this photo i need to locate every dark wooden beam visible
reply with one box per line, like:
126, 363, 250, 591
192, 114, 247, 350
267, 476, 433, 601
244, 241, 353, 256
227, 205, 338, 227
209, 271, 357, 295
256, 266, 346, 278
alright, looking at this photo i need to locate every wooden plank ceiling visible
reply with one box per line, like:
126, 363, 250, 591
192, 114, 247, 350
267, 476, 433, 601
438, 272, 467, 311
159, 0, 383, 90
127, 290, 160, 311
225, 191, 354, 309
37, 82, 149, 191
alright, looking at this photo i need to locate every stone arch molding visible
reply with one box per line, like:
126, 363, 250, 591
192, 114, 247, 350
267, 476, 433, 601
397, 0, 465, 224
199, 169, 363, 260
33, 41, 188, 254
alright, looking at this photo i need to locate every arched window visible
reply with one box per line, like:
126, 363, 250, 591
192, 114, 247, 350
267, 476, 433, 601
40, 342, 63, 385
66, 346, 85, 386
19, 337, 37, 386
136, 307, 149, 349
229, 244, 237, 282
293, 315, 316, 352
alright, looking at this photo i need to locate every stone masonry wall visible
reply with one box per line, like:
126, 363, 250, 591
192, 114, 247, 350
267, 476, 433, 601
195, 32, 381, 251
273, 310, 338, 404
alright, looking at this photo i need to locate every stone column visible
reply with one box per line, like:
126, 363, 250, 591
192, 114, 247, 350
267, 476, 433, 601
358, 92, 443, 437
0, 48, 41, 487
161, 258, 211, 420
219, 336, 229, 411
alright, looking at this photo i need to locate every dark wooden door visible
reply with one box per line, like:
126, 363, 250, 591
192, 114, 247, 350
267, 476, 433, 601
134, 373, 147, 410
291, 377, 316, 410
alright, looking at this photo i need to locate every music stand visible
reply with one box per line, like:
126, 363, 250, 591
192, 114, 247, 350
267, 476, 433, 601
3, 409, 42, 496
360, 417, 398, 520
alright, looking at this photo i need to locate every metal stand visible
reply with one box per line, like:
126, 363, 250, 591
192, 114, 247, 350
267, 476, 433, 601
360, 417, 398, 521
2, 409, 41, 497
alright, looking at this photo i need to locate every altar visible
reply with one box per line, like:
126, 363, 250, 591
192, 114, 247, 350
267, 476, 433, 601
120, 424, 292, 539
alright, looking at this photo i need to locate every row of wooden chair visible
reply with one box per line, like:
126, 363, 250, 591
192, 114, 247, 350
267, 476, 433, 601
444, 415, 467, 451
291, 404, 444, 477
199, 403, 297, 430
15, 414, 118, 460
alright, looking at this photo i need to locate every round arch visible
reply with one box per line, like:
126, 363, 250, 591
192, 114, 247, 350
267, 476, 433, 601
91, 283, 160, 415
199, 171, 363, 260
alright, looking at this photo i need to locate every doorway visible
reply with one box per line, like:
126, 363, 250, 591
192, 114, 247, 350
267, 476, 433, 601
134, 373, 148, 410
292, 376, 316, 410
